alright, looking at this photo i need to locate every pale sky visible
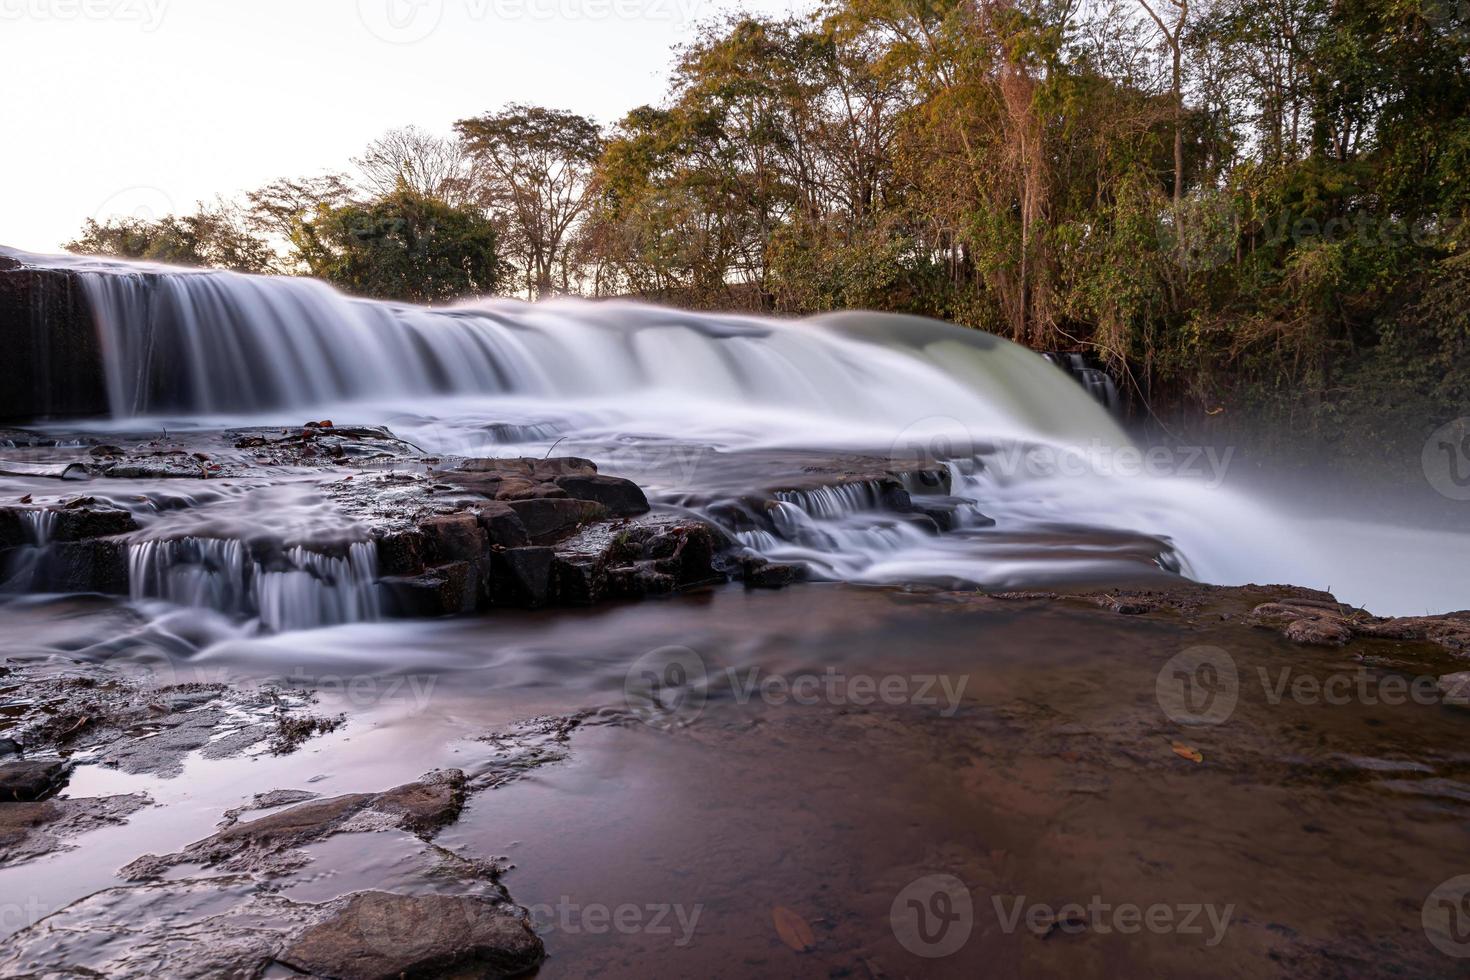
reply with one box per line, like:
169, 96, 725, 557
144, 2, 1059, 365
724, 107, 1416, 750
2, 0, 801, 253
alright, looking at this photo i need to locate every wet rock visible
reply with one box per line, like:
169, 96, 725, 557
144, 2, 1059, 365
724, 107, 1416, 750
51, 506, 138, 541
0, 793, 150, 866
476, 500, 530, 549
506, 497, 608, 543
280, 891, 544, 980
123, 770, 467, 880
0, 759, 68, 802
1284, 616, 1353, 646
492, 546, 556, 608
740, 558, 803, 589
372, 527, 426, 576
1438, 672, 1470, 709
40, 538, 130, 593
0, 801, 57, 848
0, 738, 20, 758
553, 473, 650, 516
380, 563, 475, 617
420, 512, 486, 564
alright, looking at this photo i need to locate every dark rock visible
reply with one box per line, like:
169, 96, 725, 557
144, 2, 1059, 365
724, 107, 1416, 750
0, 264, 108, 421
492, 547, 556, 608
41, 539, 129, 594
0, 759, 68, 801
475, 501, 530, 549
0, 738, 20, 758
52, 507, 138, 541
505, 498, 608, 544
554, 553, 607, 605
372, 528, 426, 576
280, 891, 544, 980
379, 563, 475, 617
419, 513, 486, 564
742, 559, 802, 589
554, 474, 650, 516
368, 769, 467, 834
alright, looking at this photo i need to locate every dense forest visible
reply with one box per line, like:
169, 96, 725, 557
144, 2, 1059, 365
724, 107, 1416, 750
66, 0, 1470, 467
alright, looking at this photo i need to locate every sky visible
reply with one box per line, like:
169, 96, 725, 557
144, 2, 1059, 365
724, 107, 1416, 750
2, 0, 802, 253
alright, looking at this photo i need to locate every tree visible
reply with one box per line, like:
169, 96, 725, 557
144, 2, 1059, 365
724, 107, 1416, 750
293, 187, 501, 303
354, 126, 477, 206
455, 105, 603, 297
65, 198, 274, 273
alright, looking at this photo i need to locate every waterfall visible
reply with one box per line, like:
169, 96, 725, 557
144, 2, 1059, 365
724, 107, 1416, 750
128, 537, 380, 632
2, 510, 59, 592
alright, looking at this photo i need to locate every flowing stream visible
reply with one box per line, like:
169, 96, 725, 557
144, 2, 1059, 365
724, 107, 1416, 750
2, 247, 1464, 618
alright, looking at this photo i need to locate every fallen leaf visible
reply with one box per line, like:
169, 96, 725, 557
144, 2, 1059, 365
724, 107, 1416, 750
1171, 741, 1204, 763
772, 906, 815, 952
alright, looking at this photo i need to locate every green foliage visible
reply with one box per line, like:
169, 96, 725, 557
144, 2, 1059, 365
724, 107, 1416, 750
294, 188, 501, 304
65, 201, 274, 274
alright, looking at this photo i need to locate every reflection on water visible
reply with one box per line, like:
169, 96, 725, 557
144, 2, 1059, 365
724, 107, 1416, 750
2, 584, 1467, 975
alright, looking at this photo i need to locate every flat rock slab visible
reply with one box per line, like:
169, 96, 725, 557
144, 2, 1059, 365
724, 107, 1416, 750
123, 769, 468, 880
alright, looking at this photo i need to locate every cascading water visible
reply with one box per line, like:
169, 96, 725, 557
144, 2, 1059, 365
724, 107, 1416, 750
128, 537, 379, 632
1, 510, 59, 592
4, 246, 1458, 615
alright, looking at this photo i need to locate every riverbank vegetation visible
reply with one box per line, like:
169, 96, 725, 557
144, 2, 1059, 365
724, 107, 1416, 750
63, 0, 1470, 465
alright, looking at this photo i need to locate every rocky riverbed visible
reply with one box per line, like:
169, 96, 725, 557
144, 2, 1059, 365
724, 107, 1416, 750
2, 573, 1470, 977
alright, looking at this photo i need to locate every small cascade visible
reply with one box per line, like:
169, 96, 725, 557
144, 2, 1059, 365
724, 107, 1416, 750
1044, 353, 1122, 415
773, 481, 895, 518
128, 537, 380, 632
2, 510, 59, 592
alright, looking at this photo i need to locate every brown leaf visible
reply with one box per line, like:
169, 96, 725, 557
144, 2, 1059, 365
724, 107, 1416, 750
772, 906, 815, 952
1171, 741, 1204, 763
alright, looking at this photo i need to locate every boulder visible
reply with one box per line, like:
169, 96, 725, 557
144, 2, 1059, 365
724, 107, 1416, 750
281, 891, 544, 980
372, 528, 426, 576
505, 498, 608, 544
475, 501, 530, 549
0, 759, 69, 802
419, 513, 485, 564
492, 547, 556, 608
554, 474, 650, 516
